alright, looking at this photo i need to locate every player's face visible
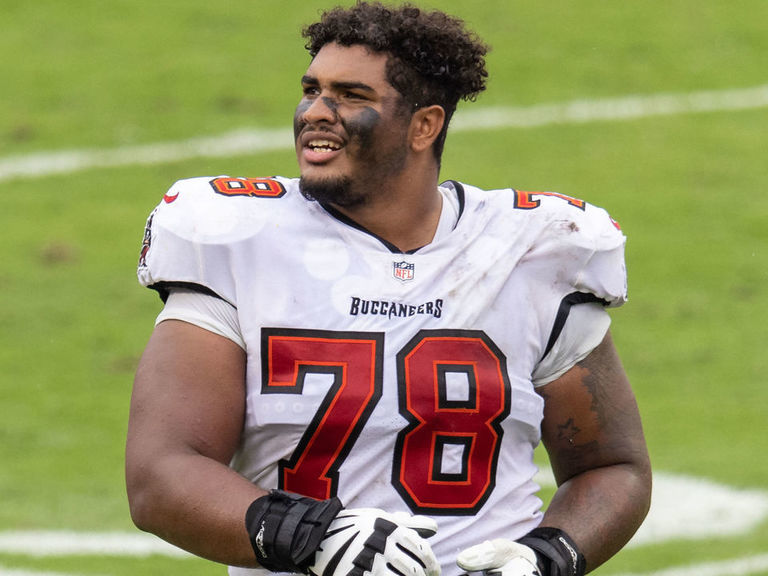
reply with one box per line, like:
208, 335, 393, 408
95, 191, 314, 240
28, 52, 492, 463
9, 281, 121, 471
294, 43, 413, 207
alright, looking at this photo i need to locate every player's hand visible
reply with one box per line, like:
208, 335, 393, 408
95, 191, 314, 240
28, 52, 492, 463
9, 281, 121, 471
309, 508, 440, 576
245, 491, 439, 576
457, 539, 540, 576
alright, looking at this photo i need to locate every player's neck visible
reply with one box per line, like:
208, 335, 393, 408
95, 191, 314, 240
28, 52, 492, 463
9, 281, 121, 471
331, 171, 443, 253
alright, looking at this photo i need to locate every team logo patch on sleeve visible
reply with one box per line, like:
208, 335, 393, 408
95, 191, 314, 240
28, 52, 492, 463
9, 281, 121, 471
163, 188, 180, 203
137, 209, 156, 268
393, 261, 415, 282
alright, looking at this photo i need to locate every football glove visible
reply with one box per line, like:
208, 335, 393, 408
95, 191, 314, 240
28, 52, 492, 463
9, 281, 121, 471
457, 538, 540, 576
457, 528, 585, 576
309, 508, 440, 576
245, 490, 439, 576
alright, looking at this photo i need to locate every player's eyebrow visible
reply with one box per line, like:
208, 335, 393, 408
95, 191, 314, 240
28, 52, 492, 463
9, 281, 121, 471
301, 75, 376, 94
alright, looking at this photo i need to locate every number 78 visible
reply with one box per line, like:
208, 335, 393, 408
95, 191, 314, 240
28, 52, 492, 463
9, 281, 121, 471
261, 328, 511, 515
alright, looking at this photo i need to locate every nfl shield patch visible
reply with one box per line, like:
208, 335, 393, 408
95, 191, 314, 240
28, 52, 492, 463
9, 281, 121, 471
393, 261, 415, 282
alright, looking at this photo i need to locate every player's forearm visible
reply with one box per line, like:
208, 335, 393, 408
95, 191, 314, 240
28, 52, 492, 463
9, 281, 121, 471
539, 460, 651, 572
127, 451, 264, 567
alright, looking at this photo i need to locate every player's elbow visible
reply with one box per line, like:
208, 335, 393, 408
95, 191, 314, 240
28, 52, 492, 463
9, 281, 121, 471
126, 468, 157, 533
125, 453, 169, 534
635, 452, 653, 522
616, 447, 653, 536
127, 495, 152, 533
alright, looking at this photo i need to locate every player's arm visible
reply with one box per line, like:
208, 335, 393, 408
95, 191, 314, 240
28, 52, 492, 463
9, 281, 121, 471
535, 329, 651, 572
126, 316, 441, 574
458, 330, 650, 576
125, 318, 262, 566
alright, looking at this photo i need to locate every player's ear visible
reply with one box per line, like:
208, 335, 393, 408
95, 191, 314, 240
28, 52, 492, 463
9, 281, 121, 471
409, 105, 445, 154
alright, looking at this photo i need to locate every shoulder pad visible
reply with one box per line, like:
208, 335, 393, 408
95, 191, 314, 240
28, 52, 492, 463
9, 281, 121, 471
506, 188, 627, 307
137, 176, 296, 303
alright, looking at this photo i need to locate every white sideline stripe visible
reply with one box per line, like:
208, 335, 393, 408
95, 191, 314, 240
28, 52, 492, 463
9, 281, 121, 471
1, 84, 767, 183
1, 472, 766, 559
450, 83, 768, 131
0, 531, 190, 558
533, 469, 768, 549
0, 567, 99, 576
0, 127, 292, 183
628, 472, 768, 548
3, 558, 768, 576
610, 554, 768, 576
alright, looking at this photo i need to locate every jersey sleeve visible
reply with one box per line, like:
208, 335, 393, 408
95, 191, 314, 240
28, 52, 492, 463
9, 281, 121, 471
531, 302, 611, 386
576, 215, 627, 308
137, 177, 252, 306
156, 288, 245, 349
511, 191, 628, 376
524, 195, 627, 308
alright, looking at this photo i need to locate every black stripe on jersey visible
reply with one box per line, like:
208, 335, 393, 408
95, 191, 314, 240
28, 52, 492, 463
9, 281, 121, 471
148, 280, 234, 308
320, 202, 404, 253
541, 291, 607, 360
440, 180, 466, 223
318, 182, 466, 254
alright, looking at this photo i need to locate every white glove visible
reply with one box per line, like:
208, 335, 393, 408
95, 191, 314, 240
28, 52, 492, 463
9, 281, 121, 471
309, 508, 440, 576
457, 539, 540, 576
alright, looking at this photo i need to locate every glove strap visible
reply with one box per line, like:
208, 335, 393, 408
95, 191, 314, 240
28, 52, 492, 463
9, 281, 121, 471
518, 527, 586, 576
245, 490, 343, 573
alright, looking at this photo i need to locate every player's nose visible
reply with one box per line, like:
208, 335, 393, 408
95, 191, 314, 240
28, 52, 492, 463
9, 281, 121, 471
301, 95, 339, 125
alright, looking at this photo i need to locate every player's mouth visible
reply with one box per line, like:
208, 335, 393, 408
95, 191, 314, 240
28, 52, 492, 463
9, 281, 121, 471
300, 132, 345, 164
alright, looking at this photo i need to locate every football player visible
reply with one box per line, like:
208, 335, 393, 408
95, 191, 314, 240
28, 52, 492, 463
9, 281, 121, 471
126, 3, 651, 576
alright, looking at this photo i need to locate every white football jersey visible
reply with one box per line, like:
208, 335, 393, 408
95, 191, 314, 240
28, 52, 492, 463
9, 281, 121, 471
138, 175, 627, 576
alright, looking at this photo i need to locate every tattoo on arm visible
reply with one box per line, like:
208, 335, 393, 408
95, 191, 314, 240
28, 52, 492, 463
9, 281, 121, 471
556, 418, 580, 445
539, 332, 644, 482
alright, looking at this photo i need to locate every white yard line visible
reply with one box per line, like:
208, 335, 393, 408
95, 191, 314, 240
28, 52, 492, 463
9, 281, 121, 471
533, 469, 768, 548
450, 83, 768, 131
1, 471, 765, 558
630, 472, 768, 548
0, 531, 189, 558
3, 556, 768, 576
1, 84, 767, 183
0, 568, 100, 576
0, 127, 292, 183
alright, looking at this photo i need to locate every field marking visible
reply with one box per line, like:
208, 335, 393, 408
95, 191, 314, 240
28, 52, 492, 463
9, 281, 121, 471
4, 556, 768, 576
628, 472, 768, 548
0, 568, 103, 576
1, 471, 765, 559
534, 469, 768, 549
450, 83, 768, 131
0, 471, 767, 576
0, 531, 189, 559
1, 83, 767, 183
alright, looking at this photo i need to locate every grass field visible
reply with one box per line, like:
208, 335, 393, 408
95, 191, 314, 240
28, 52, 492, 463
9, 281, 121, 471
1, 1, 767, 575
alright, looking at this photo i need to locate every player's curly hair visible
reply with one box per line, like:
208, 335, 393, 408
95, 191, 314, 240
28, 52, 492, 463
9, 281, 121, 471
303, 1, 489, 162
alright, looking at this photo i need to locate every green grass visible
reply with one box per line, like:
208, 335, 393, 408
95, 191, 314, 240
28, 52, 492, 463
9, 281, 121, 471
2, 0, 767, 574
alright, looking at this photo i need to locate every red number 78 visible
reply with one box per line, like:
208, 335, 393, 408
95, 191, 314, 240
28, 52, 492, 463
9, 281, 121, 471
261, 328, 511, 515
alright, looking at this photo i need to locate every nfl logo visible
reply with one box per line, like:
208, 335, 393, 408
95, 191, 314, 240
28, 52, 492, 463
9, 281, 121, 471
393, 261, 415, 282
